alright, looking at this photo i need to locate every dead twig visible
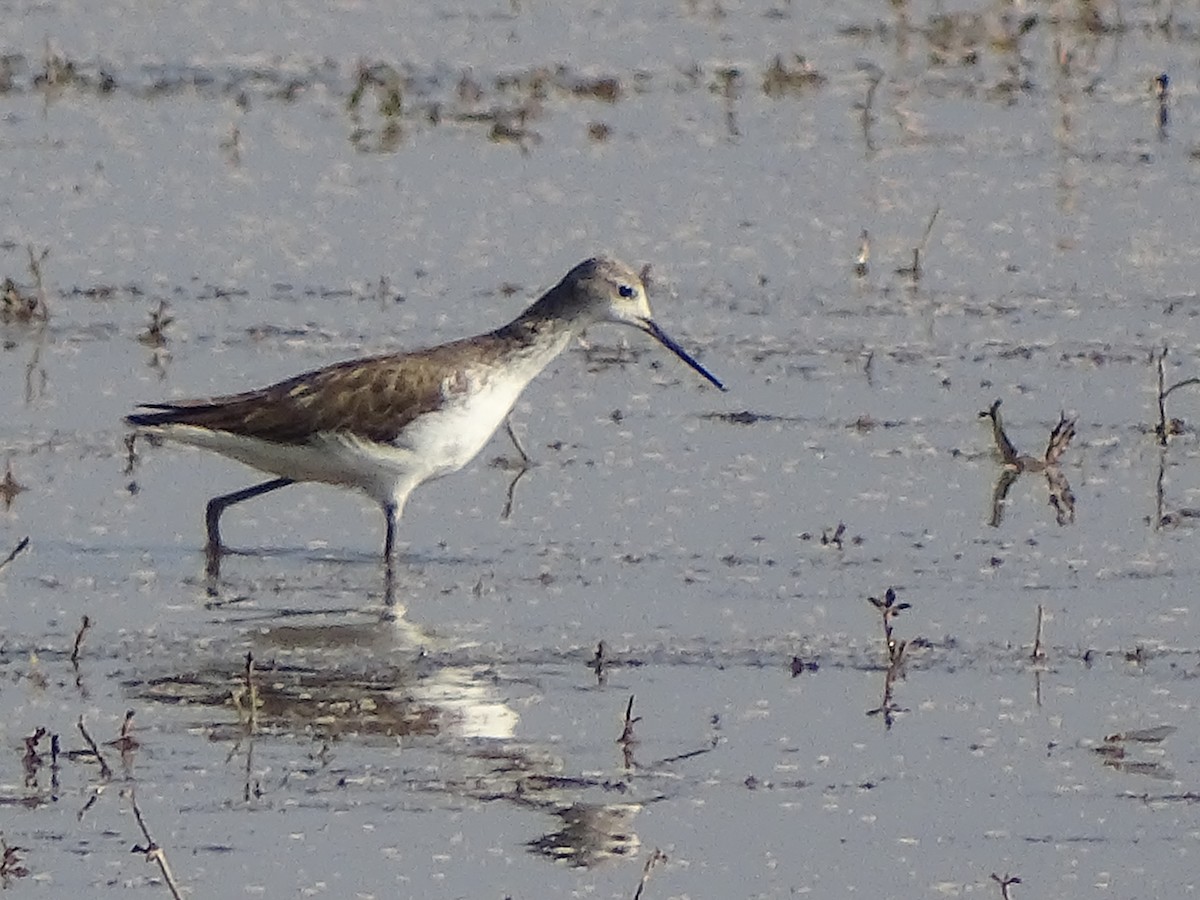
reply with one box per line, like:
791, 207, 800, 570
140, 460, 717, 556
228, 651, 262, 740
990, 872, 1021, 900
896, 206, 940, 281
617, 695, 639, 746
0, 462, 27, 509
1043, 413, 1076, 466
980, 400, 1077, 526
1155, 72, 1169, 138
1, 246, 51, 323
979, 399, 1019, 465
820, 522, 846, 549
790, 655, 818, 676
617, 695, 640, 769
26, 245, 49, 314
854, 229, 869, 277
632, 847, 668, 900
867, 588, 911, 728
1031, 604, 1046, 661
1155, 346, 1198, 445
0, 838, 30, 884
127, 788, 185, 900
71, 614, 91, 666
241, 734, 258, 803
854, 61, 883, 152
124, 432, 140, 478
22, 728, 46, 786
243, 651, 258, 734
106, 709, 140, 754
136, 300, 174, 348
77, 716, 113, 780
869, 587, 910, 652
0, 537, 29, 574
228, 652, 263, 800
591, 640, 607, 685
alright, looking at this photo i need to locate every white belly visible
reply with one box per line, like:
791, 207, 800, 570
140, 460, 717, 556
392, 372, 528, 478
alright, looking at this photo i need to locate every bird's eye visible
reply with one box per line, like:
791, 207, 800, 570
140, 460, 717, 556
618, 284, 636, 299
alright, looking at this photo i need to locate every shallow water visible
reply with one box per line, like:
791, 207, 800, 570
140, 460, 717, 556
3, 1, 1200, 897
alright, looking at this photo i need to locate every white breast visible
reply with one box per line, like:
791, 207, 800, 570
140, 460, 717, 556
370, 335, 571, 500
396, 369, 530, 477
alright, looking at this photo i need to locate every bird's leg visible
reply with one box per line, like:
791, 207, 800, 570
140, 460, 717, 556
382, 500, 400, 606
204, 477, 295, 556
383, 557, 396, 607
504, 417, 532, 467
383, 500, 399, 561
500, 417, 534, 521
204, 546, 222, 594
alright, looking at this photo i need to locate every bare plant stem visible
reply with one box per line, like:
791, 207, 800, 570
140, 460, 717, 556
71, 614, 91, 665
632, 847, 668, 900
990, 872, 1022, 899
617, 695, 640, 769
127, 788, 185, 900
244, 651, 258, 735
0, 537, 29, 574
1156, 345, 1200, 445
77, 716, 112, 780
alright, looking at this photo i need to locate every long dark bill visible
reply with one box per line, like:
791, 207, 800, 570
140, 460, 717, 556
642, 319, 727, 392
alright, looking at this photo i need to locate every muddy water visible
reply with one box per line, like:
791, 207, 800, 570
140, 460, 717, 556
2, 1, 1200, 897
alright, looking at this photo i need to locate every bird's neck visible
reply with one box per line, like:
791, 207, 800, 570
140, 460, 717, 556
464, 285, 578, 385
491, 281, 585, 349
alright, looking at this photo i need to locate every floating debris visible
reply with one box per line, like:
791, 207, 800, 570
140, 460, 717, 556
762, 55, 826, 97
136, 300, 174, 348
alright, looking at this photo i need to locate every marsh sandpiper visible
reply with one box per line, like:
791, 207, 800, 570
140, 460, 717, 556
126, 257, 725, 573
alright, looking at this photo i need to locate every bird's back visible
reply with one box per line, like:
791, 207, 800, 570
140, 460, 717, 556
125, 337, 520, 446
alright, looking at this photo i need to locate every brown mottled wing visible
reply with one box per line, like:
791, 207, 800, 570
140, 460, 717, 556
127, 341, 490, 444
